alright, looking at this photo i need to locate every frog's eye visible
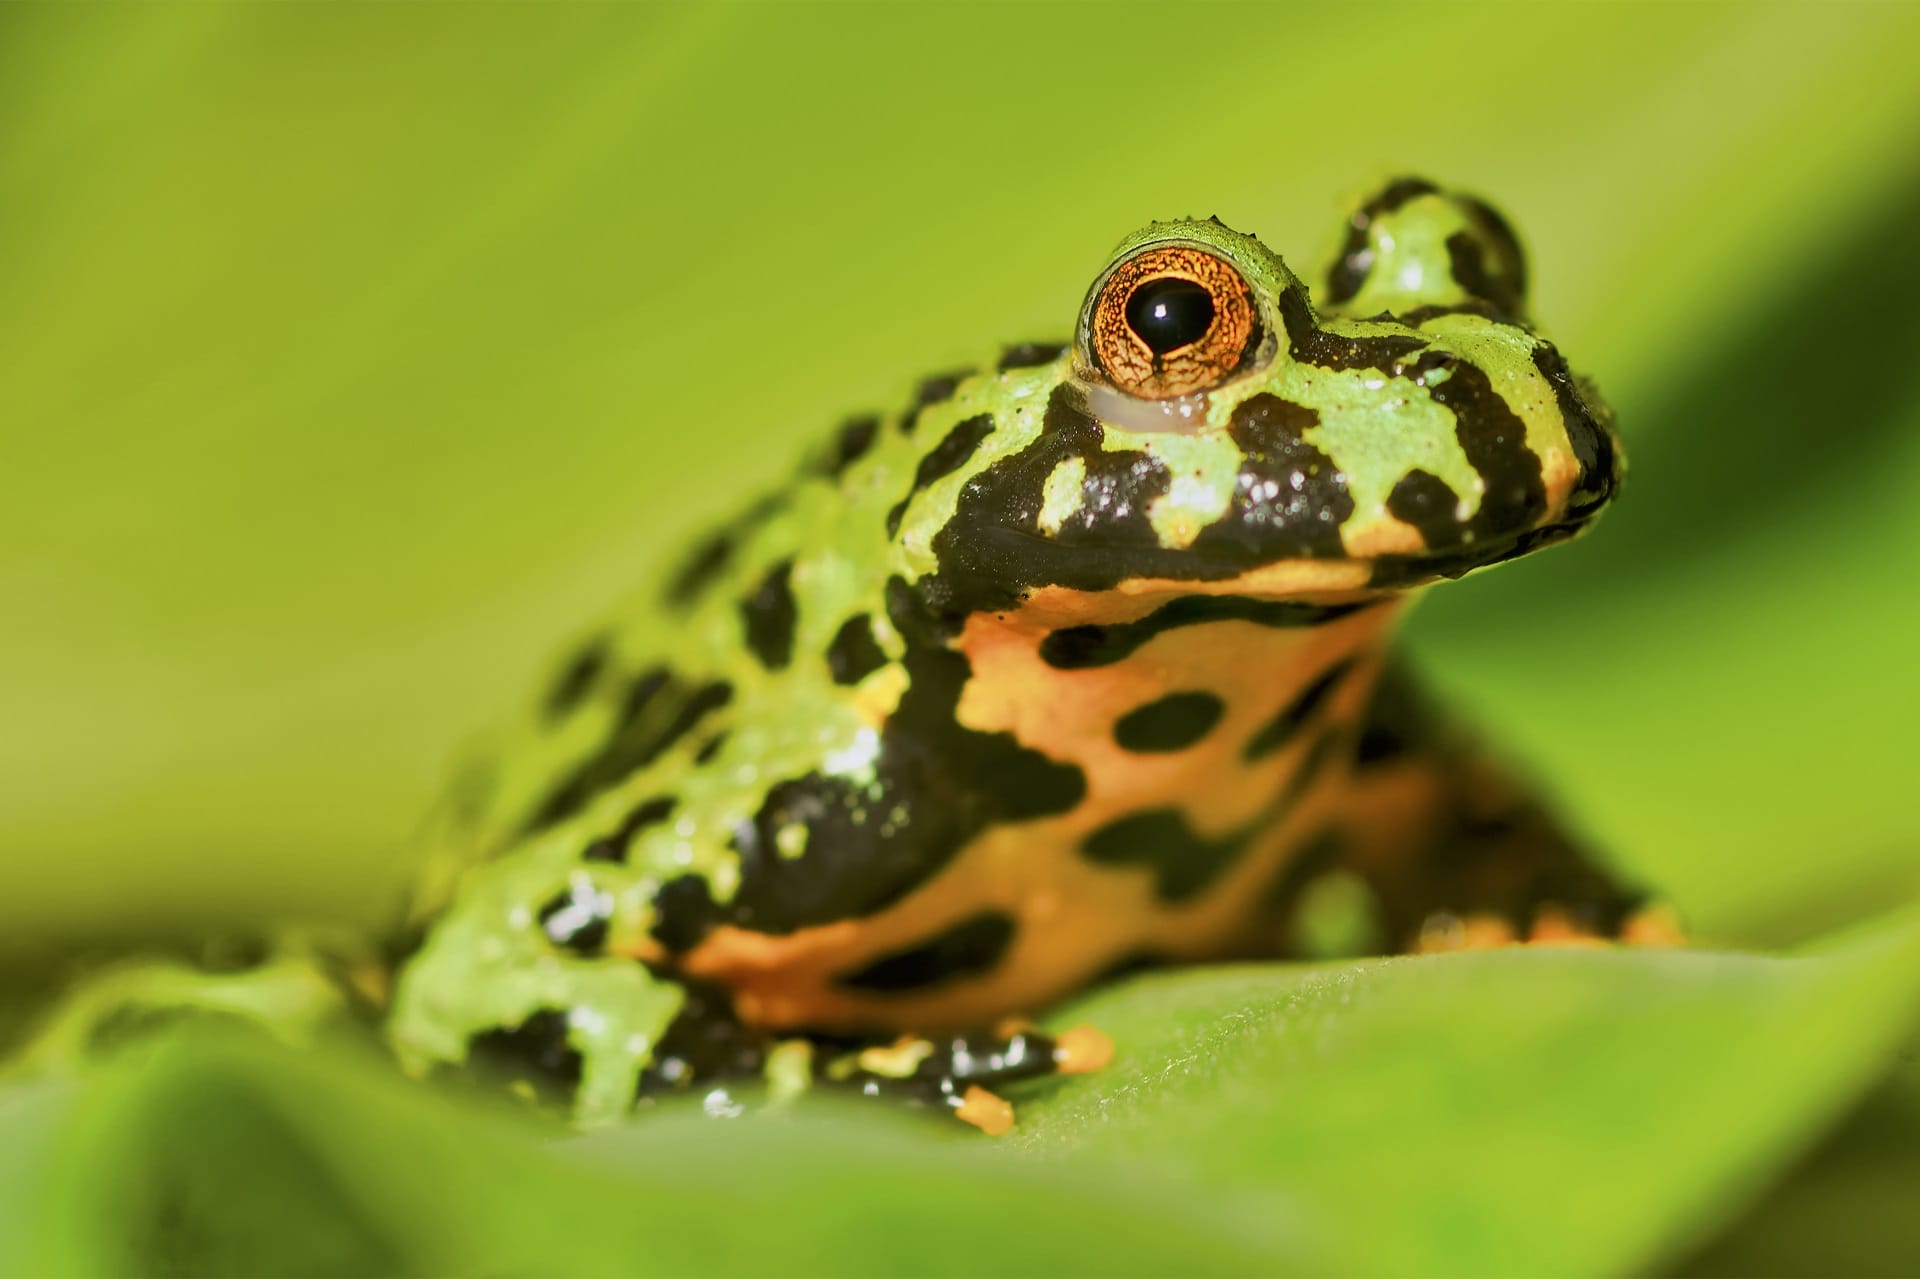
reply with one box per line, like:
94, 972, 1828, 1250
1086, 245, 1259, 400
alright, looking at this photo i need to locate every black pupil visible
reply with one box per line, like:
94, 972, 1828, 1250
1123, 277, 1215, 356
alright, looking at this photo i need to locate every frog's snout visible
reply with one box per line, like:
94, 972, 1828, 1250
1557, 406, 1624, 528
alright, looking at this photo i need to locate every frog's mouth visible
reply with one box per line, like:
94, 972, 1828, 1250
1357, 510, 1599, 591
922, 502, 1602, 628
920, 458, 1619, 624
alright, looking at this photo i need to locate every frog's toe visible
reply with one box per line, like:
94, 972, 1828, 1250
1415, 911, 1519, 953
955, 1085, 1016, 1136
1523, 905, 1613, 947
1416, 900, 1687, 953
1620, 902, 1687, 947
1525, 900, 1687, 948
1052, 1023, 1115, 1074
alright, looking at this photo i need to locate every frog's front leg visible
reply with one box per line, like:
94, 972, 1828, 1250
413, 945, 1111, 1134
1289, 664, 1679, 955
388, 921, 688, 1125
822, 1020, 1114, 1135
597, 972, 1112, 1135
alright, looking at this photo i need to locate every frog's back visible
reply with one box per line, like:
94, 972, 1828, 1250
408, 344, 1080, 946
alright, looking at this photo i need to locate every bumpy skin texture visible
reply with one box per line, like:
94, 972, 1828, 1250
388, 177, 1635, 1123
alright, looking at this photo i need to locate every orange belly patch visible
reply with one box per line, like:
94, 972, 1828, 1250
674, 584, 1404, 1033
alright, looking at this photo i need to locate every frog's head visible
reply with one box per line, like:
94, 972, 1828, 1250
913, 181, 1621, 623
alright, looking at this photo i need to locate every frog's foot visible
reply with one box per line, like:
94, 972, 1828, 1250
1415, 901, 1687, 954
825, 1020, 1114, 1135
630, 988, 1113, 1133
1619, 902, 1688, 947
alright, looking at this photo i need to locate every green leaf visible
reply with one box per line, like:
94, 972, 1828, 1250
6, 1034, 1290, 1279
1673, 1032, 1920, 1278
1021, 912, 1920, 1276
6, 911, 1916, 1278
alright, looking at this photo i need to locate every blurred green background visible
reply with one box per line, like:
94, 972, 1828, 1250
3, 3, 1919, 1276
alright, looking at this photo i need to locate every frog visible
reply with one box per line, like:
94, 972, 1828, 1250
18, 177, 1671, 1135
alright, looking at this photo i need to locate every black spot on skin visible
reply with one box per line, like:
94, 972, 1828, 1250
521, 678, 732, 835
899, 369, 971, 435
997, 341, 1068, 371
1458, 198, 1528, 316
1356, 720, 1412, 766
1532, 343, 1619, 521
653, 681, 733, 755
1324, 176, 1441, 305
664, 531, 734, 609
712, 578, 1086, 935
1190, 393, 1354, 561
1086, 724, 1351, 905
367, 925, 434, 991
818, 415, 880, 480
887, 413, 996, 538
1354, 661, 1441, 768
1081, 808, 1259, 903
833, 911, 1018, 993
1094, 948, 1171, 985
825, 613, 888, 686
1283, 731, 1343, 805
1445, 232, 1507, 319
637, 978, 768, 1096
650, 874, 726, 952
1277, 286, 1429, 374
694, 731, 728, 764
741, 559, 798, 670
1113, 691, 1226, 753
543, 635, 610, 722
1386, 469, 1467, 550
537, 878, 611, 954
1426, 354, 1547, 543
1392, 300, 1502, 327
1367, 349, 1552, 576
662, 493, 785, 610
466, 1010, 581, 1108
1039, 594, 1370, 670
620, 666, 671, 723
1244, 659, 1355, 762
198, 935, 276, 975
582, 795, 677, 863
